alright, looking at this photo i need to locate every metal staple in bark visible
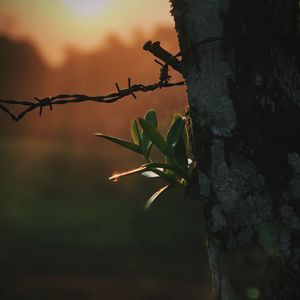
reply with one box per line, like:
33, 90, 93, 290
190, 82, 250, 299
0, 42, 185, 122
1, 34, 298, 122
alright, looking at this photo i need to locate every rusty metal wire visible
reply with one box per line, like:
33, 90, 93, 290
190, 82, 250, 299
0, 40, 187, 121
0, 79, 185, 121
3, 34, 296, 121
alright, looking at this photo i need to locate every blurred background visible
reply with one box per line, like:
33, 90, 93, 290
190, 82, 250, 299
0, 1, 211, 299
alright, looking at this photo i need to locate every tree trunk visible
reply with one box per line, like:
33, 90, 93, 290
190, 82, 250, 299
170, 1, 300, 299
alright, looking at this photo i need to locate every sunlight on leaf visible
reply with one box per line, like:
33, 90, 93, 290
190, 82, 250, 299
183, 120, 189, 154
147, 168, 177, 185
97, 108, 193, 208
142, 162, 188, 180
141, 168, 163, 178
145, 185, 170, 209
109, 166, 147, 182
131, 120, 142, 146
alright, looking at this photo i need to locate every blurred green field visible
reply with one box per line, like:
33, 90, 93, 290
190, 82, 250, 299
0, 137, 211, 300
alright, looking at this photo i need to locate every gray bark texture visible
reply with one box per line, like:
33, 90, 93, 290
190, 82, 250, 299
170, 1, 300, 299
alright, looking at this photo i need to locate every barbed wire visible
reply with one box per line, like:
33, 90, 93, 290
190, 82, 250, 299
2, 34, 299, 122
0, 79, 185, 122
0, 41, 186, 122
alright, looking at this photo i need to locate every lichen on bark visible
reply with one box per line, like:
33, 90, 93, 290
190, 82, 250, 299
170, 0, 300, 299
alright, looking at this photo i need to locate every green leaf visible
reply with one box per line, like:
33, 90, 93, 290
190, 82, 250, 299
141, 170, 161, 178
166, 115, 185, 149
174, 138, 189, 177
141, 109, 157, 156
141, 134, 152, 156
147, 168, 177, 184
144, 109, 157, 128
141, 164, 178, 183
131, 120, 141, 145
183, 122, 189, 154
139, 118, 171, 156
168, 113, 189, 155
145, 185, 170, 209
171, 113, 181, 123
95, 133, 143, 155
142, 162, 188, 180
109, 163, 176, 186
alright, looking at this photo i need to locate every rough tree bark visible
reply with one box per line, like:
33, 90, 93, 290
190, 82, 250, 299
170, 1, 300, 299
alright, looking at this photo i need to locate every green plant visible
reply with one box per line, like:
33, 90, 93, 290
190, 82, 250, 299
95, 109, 193, 208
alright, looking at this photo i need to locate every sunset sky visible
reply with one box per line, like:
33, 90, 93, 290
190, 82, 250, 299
0, 0, 174, 65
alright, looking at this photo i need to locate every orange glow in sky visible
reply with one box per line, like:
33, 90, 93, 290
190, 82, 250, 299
61, 0, 110, 17
0, 0, 174, 66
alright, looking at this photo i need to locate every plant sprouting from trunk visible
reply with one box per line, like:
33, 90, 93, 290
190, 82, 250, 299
95, 109, 193, 208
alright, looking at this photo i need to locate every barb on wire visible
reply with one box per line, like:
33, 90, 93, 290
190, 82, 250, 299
0, 79, 185, 122
0, 40, 188, 122
4, 34, 296, 122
